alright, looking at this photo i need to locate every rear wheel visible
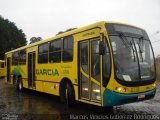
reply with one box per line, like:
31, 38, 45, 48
18, 78, 23, 91
13, 76, 16, 85
15, 76, 23, 92
14, 76, 19, 90
60, 82, 75, 106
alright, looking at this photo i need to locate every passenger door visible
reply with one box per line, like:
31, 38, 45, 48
28, 52, 36, 88
79, 38, 101, 102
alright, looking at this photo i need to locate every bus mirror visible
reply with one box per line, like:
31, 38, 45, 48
99, 41, 105, 55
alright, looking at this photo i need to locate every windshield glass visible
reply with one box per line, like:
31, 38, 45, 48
106, 23, 156, 83
110, 35, 155, 82
134, 38, 155, 80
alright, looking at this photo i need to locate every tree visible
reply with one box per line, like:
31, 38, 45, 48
0, 16, 27, 59
56, 28, 77, 35
29, 37, 42, 44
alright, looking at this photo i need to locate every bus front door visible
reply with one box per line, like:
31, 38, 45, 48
6, 58, 11, 82
79, 39, 101, 103
28, 52, 36, 88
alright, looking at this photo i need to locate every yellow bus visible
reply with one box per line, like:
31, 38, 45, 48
0, 60, 5, 78
5, 21, 157, 110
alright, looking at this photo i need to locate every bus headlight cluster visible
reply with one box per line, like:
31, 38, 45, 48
116, 87, 126, 93
152, 83, 156, 88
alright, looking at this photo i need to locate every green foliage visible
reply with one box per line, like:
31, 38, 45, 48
0, 16, 27, 59
29, 37, 42, 44
56, 28, 77, 35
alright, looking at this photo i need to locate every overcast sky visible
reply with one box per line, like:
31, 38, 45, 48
0, 0, 160, 56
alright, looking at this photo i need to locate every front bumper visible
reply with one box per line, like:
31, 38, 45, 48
103, 88, 156, 106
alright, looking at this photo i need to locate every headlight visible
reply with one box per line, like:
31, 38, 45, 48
152, 83, 156, 88
116, 87, 126, 93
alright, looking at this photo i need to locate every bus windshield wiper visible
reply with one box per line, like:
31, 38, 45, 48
119, 33, 129, 47
129, 41, 136, 62
138, 37, 144, 62
119, 33, 136, 62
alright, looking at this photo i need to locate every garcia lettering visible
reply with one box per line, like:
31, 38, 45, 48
36, 69, 59, 76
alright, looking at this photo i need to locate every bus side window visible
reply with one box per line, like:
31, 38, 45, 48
19, 49, 26, 65
38, 43, 49, 63
12, 51, 19, 65
50, 39, 62, 63
91, 40, 100, 82
63, 36, 73, 62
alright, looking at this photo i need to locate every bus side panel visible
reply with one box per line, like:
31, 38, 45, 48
0, 61, 5, 78
35, 81, 43, 92
0, 68, 4, 77
43, 82, 59, 96
23, 80, 28, 88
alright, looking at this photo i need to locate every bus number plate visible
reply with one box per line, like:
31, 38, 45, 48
138, 94, 145, 99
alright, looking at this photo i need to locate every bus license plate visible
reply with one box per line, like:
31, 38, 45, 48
138, 94, 145, 99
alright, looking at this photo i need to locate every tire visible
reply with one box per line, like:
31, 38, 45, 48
18, 80, 23, 91
14, 76, 19, 90
16, 77, 23, 92
13, 76, 16, 85
60, 82, 75, 106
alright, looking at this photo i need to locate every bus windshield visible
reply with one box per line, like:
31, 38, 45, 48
106, 24, 156, 82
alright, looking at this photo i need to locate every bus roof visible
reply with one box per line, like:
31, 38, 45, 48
5, 21, 145, 54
